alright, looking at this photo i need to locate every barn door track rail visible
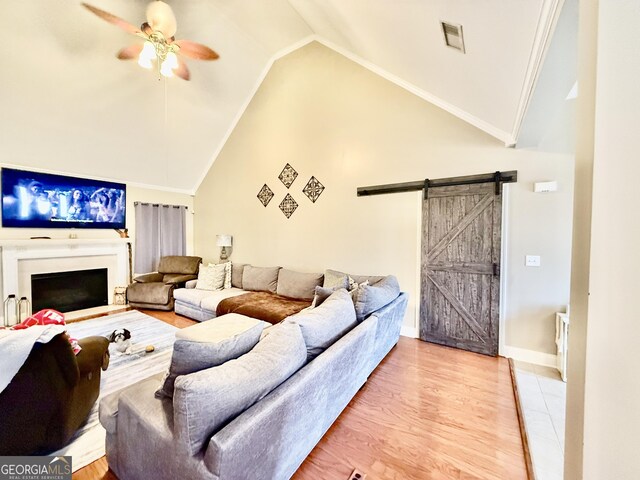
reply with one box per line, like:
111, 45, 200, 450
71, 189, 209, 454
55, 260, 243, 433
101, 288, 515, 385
357, 171, 518, 198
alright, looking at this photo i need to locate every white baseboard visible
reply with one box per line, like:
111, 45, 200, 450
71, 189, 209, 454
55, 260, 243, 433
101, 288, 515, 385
502, 345, 557, 367
400, 325, 418, 338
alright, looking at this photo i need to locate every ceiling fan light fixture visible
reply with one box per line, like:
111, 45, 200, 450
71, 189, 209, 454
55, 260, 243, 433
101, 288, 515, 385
138, 57, 153, 69
82, 1, 218, 81
137, 41, 156, 69
146, 1, 177, 38
160, 51, 178, 77
141, 41, 157, 60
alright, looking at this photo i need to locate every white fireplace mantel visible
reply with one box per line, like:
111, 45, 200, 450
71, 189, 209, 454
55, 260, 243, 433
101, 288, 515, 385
0, 238, 130, 248
1, 238, 130, 313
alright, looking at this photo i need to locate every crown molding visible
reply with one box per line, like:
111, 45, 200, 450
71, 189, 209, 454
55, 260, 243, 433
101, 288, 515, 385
509, 0, 566, 145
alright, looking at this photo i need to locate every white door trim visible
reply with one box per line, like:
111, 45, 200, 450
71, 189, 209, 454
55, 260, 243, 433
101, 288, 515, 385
498, 184, 510, 357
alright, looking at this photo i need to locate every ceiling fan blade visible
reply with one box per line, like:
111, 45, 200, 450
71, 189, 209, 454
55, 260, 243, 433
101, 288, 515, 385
174, 58, 191, 81
81, 3, 141, 36
174, 40, 219, 61
117, 44, 143, 60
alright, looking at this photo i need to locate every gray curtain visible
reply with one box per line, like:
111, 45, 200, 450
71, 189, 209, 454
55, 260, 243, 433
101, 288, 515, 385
134, 202, 187, 274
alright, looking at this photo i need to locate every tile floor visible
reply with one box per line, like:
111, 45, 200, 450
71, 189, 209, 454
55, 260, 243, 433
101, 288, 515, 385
514, 361, 566, 480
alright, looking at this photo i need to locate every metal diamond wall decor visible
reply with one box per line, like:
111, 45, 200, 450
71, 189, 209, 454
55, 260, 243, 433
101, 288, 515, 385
279, 193, 298, 219
278, 163, 298, 188
257, 184, 274, 207
302, 176, 325, 203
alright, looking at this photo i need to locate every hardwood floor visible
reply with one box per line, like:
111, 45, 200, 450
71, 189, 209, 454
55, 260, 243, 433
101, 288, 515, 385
137, 308, 198, 329
73, 310, 527, 480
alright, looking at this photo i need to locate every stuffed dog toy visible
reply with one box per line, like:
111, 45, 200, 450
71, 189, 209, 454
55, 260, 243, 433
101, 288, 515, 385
108, 328, 132, 355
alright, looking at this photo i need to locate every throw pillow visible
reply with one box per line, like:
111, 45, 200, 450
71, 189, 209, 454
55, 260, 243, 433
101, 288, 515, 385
285, 288, 357, 361
155, 314, 267, 398
195, 263, 226, 291
222, 261, 232, 289
242, 265, 281, 293
276, 269, 324, 300
311, 285, 341, 308
231, 263, 246, 288
351, 275, 400, 322
349, 273, 386, 286
172, 322, 306, 455
348, 277, 368, 292
323, 269, 349, 289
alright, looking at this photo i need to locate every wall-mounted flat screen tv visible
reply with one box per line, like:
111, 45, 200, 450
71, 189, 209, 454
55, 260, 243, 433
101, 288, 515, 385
1, 168, 126, 229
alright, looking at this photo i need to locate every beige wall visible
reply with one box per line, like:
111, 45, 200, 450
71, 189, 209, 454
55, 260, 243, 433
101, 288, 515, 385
564, 0, 598, 477
574, 1, 640, 478
195, 42, 574, 355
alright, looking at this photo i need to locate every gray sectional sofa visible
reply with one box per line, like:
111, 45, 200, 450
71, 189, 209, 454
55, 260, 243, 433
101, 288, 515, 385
174, 263, 280, 322
173, 263, 387, 322
100, 267, 407, 480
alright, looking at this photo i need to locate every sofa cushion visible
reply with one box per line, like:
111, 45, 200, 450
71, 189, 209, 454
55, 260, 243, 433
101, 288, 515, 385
173, 287, 218, 308
173, 322, 306, 455
196, 263, 227, 291
311, 285, 341, 307
231, 263, 246, 289
157, 256, 202, 275
350, 274, 386, 286
99, 372, 165, 435
323, 269, 349, 289
242, 266, 280, 293
285, 289, 357, 361
276, 269, 323, 300
156, 314, 267, 399
323, 269, 385, 290
351, 275, 401, 322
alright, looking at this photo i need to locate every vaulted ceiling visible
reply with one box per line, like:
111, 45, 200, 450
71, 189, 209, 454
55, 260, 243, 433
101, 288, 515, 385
0, 0, 568, 193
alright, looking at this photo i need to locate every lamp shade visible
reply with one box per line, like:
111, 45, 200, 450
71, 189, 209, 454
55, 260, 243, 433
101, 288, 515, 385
216, 234, 232, 247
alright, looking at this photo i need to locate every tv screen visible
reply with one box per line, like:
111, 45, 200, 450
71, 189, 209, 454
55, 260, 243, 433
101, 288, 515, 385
1, 168, 126, 229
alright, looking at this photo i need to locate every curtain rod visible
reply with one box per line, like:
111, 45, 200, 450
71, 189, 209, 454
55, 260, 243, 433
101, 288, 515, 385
133, 202, 188, 209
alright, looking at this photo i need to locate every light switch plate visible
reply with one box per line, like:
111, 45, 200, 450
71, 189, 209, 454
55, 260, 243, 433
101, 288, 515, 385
534, 181, 558, 193
525, 255, 541, 267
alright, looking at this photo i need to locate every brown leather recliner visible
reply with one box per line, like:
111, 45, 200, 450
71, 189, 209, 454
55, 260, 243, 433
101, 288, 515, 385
127, 256, 202, 311
0, 333, 110, 456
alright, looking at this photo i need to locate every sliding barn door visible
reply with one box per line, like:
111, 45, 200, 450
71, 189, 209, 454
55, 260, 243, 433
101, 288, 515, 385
420, 182, 502, 356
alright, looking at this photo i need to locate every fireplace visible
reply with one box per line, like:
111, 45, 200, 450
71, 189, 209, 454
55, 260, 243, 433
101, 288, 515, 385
31, 268, 109, 313
0, 238, 128, 325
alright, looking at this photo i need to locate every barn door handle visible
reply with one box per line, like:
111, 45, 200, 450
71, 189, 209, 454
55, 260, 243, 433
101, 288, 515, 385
492, 263, 499, 277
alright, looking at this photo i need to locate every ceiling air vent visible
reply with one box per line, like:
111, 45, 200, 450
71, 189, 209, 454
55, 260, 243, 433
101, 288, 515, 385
441, 22, 465, 53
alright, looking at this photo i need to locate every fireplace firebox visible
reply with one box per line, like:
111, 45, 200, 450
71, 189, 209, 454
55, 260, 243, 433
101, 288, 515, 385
31, 268, 108, 313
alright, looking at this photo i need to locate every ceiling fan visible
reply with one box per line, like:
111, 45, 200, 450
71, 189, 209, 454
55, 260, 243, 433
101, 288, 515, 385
82, 1, 219, 81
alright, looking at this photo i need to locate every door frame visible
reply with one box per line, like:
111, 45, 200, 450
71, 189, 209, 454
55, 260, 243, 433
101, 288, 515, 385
498, 184, 509, 357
